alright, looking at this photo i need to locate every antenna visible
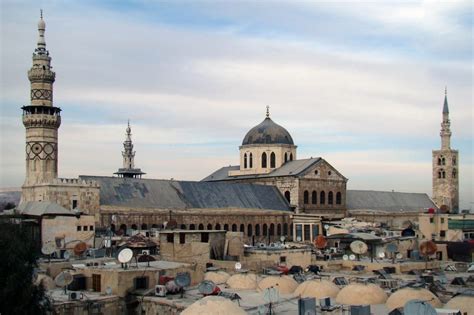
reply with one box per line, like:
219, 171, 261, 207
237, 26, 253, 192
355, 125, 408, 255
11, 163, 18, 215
54, 271, 73, 294
63, 251, 71, 260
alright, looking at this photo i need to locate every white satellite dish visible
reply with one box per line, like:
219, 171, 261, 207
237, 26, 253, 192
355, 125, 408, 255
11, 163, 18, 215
324, 225, 330, 230
111, 215, 117, 222
280, 236, 285, 242
378, 252, 385, 259
343, 254, 349, 261
350, 240, 368, 255
63, 251, 71, 260
118, 248, 133, 263
396, 253, 403, 259
349, 254, 356, 261
54, 271, 73, 287
105, 287, 113, 295
235, 262, 242, 271
41, 241, 56, 255
296, 236, 302, 242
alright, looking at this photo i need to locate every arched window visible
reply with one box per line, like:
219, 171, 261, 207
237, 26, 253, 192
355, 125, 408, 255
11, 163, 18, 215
255, 224, 261, 236
240, 224, 245, 233
141, 223, 148, 230
442, 171, 446, 178
131, 224, 138, 230
262, 152, 267, 168
247, 224, 253, 236
198, 224, 204, 230
283, 223, 288, 236
438, 157, 442, 165
270, 152, 276, 168
215, 223, 221, 230
438, 171, 442, 179
453, 168, 457, 178
304, 190, 309, 204
320, 191, 325, 204
249, 153, 253, 168
290, 153, 293, 161
263, 224, 268, 236
328, 191, 334, 205
284, 191, 291, 203
119, 224, 127, 233
244, 153, 248, 169
232, 224, 237, 232
453, 157, 457, 165
284, 153, 288, 163
442, 157, 446, 165
224, 224, 229, 231
336, 192, 342, 205
151, 224, 158, 229
189, 224, 196, 230
180, 224, 187, 229
269, 223, 275, 236
207, 224, 213, 230
277, 224, 282, 236
312, 191, 317, 204
111, 224, 116, 233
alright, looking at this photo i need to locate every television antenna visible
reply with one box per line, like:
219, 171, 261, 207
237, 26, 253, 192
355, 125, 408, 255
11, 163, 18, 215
280, 236, 286, 243
55, 271, 73, 294
396, 253, 403, 260
117, 248, 133, 269
263, 287, 279, 315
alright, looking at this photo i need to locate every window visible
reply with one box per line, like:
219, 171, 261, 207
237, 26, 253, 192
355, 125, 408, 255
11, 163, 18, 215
72, 200, 78, 209
441, 218, 445, 224
263, 224, 268, 236
283, 223, 288, 236
120, 224, 127, 233
304, 225, 311, 241
232, 224, 237, 232
131, 224, 137, 230
440, 230, 446, 237
207, 224, 212, 230
134, 276, 149, 290
141, 223, 147, 230
328, 171, 332, 176
247, 224, 253, 237
189, 224, 196, 230
90, 226, 94, 231
167, 233, 174, 243
453, 169, 457, 178
77, 226, 81, 231
296, 224, 303, 241
201, 232, 209, 243
284, 153, 288, 163
270, 152, 276, 168
215, 223, 221, 230
328, 191, 333, 205
280, 256, 286, 263
320, 191, 325, 204
312, 191, 317, 204
224, 224, 229, 231
255, 224, 261, 236
180, 224, 187, 229
92, 274, 101, 292
312, 225, 319, 239
244, 153, 248, 169
438, 171, 442, 179
284, 191, 291, 203
304, 191, 309, 204
438, 157, 442, 165
198, 224, 204, 230
240, 224, 245, 232
290, 153, 293, 161
277, 224, 281, 236
336, 192, 342, 205
314, 170, 318, 175
430, 217, 434, 224
261, 152, 267, 168
179, 233, 186, 244
249, 153, 253, 168
453, 157, 456, 165
84, 226, 88, 231
269, 223, 275, 236
442, 171, 446, 178
442, 157, 446, 165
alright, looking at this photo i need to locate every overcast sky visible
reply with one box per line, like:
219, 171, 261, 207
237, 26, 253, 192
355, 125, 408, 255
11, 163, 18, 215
1, 0, 472, 209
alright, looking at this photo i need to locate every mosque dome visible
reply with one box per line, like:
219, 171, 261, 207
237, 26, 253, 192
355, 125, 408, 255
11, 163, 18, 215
242, 109, 294, 146
181, 296, 246, 315
444, 295, 474, 315
293, 280, 340, 299
204, 271, 231, 285
257, 275, 298, 294
336, 283, 388, 305
226, 273, 259, 290
385, 288, 442, 311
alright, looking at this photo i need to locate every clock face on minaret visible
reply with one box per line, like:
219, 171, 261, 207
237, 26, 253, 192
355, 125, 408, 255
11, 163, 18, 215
22, 13, 61, 185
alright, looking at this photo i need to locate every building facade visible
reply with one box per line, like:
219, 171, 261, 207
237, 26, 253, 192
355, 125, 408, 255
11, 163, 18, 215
432, 89, 459, 212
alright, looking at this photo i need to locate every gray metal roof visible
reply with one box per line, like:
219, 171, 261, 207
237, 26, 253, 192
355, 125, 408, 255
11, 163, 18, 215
79, 176, 291, 211
242, 117, 294, 145
346, 190, 436, 213
17, 201, 74, 216
202, 158, 323, 181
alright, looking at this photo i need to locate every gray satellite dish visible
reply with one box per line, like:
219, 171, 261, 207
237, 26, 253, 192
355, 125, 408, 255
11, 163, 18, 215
117, 248, 133, 263
198, 280, 217, 295
350, 241, 368, 255
105, 287, 113, 295
404, 299, 437, 315
54, 271, 73, 287
386, 243, 398, 253
324, 225, 330, 230
41, 241, 56, 255
280, 236, 285, 242
63, 251, 71, 260
175, 272, 191, 288
396, 253, 403, 260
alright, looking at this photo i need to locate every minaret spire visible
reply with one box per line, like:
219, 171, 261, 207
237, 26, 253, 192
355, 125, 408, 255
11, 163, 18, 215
266, 105, 270, 118
114, 121, 145, 178
36, 10, 47, 55
440, 88, 451, 150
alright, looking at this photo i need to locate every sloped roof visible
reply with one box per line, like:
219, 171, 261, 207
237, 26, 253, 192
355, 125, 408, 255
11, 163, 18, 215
17, 201, 74, 216
79, 176, 290, 211
202, 158, 324, 181
346, 190, 436, 213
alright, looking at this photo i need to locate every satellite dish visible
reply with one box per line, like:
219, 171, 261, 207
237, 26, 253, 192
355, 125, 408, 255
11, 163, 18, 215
396, 253, 403, 260
315, 235, 328, 249
324, 225, 330, 230
386, 243, 399, 253
404, 299, 437, 315
349, 254, 356, 261
111, 215, 117, 222
41, 241, 56, 255
63, 251, 71, 260
117, 248, 133, 263
73, 242, 88, 256
370, 231, 377, 235
198, 280, 220, 295
106, 287, 113, 295
350, 240, 368, 255
175, 272, 191, 288
420, 241, 437, 256
343, 254, 349, 261
258, 243, 266, 248
296, 236, 302, 242
235, 262, 242, 271
280, 236, 285, 242
54, 271, 73, 287
378, 252, 385, 259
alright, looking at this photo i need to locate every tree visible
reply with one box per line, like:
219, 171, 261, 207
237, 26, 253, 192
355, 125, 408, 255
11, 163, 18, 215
0, 223, 50, 314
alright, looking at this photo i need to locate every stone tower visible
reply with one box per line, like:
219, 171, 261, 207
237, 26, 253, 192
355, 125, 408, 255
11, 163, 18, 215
432, 89, 459, 212
22, 12, 61, 186
114, 121, 145, 178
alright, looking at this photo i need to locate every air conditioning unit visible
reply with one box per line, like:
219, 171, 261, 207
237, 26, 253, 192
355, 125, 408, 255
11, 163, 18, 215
141, 250, 150, 255
68, 292, 83, 300
155, 285, 167, 297
350, 305, 370, 315
298, 297, 316, 315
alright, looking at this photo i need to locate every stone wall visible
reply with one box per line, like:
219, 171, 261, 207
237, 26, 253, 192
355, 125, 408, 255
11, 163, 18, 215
432, 149, 459, 212
41, 214, 95, 249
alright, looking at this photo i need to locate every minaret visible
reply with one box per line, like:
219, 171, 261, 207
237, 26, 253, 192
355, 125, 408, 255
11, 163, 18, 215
432, 88, 459, 212
22, 12, 61, 185
114, 121, 145, 178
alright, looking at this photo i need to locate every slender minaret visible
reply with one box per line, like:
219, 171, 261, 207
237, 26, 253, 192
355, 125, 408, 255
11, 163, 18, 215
432, 88, 459, 212
114, 121, 145, 178
22, 12, 61, 185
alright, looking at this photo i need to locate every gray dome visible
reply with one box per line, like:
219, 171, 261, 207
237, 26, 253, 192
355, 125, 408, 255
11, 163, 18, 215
242, 117, 294, 145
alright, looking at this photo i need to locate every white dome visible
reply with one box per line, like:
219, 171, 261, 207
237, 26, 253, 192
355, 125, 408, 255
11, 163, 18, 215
444, 295, 474, 315
293, 280, 340, 299
204, 271, 230, 285
336, 283, 387, 305
257, 275, 298, 294
386, 288, 442, 311
226, 273, 259, 290
181, 296, 246, 315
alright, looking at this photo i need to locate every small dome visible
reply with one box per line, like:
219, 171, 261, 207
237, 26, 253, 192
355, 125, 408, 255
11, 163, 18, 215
181, 296, 246, 315
294, 280, 340, 299
38, 17, 45, 30
445, 295, 474, 315
226, 273, 259, 290
242, 117, 294, 145
386, 288, 442, 311
257, 275, 298, 294
204, 271, 231, 285
336, 283, 387, 305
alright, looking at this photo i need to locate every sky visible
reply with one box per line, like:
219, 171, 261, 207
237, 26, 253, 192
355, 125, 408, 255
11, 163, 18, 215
0, 0, 472, 209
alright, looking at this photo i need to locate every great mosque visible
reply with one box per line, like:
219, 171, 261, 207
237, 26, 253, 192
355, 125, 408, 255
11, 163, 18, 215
18, 15, 460, 244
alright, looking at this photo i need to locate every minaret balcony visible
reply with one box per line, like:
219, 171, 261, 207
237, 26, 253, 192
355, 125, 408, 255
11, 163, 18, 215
22, 105, 61, 128
28, 68, 55, 83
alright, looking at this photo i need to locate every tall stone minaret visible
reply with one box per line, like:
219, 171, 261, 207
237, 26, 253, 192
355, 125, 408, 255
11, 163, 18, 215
432, 88, 459, 212
114, 121, 145, 178
22, 12, 61, 186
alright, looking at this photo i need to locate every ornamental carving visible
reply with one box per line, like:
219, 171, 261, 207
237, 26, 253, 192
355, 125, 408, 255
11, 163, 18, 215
31, 89, 52, 101
25, 141, 56, 160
